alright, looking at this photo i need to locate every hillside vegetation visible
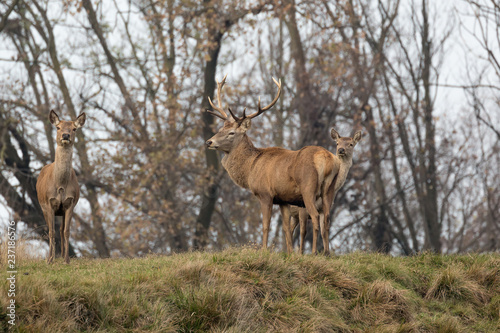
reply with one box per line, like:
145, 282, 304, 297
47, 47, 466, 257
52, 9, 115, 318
1, 247, 499, 332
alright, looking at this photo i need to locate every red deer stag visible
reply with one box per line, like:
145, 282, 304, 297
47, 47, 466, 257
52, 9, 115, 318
37, 110, 85, 264
205, 75, 337, 254
290, 128, 362, 254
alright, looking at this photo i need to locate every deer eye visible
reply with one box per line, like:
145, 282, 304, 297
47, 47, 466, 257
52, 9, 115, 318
350, 143, 353, 147
73, 128, 77, 132
228, 132, 235, 136
56, 127, 60, 130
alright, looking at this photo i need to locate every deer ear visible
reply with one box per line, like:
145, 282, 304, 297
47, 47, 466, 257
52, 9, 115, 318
353, 131, 362, 144
239, 118, 251, 132
49, 110, 60, 126
74, 112, 86, 128
331, 128, 341, 142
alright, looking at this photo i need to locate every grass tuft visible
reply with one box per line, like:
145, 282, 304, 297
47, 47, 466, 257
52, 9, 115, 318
351, 279, 413, 326
425, 265, 489, 305
430, 314, 463, 333
63, 295, 101, 329
0, 248, 498, 332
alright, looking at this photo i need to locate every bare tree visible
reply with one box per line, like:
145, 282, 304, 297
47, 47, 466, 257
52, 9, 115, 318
0, 0, 497, 256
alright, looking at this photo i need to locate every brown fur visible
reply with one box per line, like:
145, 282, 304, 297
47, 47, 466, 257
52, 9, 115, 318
208, 120, 337, 254
36, 110, 85, 264
206, 76, 344, 254
290, 129, 362, 254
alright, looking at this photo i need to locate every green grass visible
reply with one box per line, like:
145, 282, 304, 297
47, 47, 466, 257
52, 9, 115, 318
1, 248, 499, 332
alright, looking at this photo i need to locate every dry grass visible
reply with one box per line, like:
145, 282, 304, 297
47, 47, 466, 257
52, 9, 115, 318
0, 248, 499, 332
425, 265, 490, 305
351, 279, 413, 325
0, 233, 44, 267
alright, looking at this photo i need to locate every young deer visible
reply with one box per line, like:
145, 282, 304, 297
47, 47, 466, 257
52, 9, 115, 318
290, 128, 362, 254
205, 75, 338, 254
36, 110, 85, 264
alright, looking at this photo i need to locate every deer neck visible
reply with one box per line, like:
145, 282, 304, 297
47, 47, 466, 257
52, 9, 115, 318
334, 156, 353, 193
53, 145, 74, 189
221, 135, 260, 189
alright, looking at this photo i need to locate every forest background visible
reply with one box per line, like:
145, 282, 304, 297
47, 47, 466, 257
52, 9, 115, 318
0, 0, 498, 258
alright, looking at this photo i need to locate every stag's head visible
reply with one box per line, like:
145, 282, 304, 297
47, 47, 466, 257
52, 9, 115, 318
49, 110, 85, 147
205, 75, 281, 153
331, 128, 362, 159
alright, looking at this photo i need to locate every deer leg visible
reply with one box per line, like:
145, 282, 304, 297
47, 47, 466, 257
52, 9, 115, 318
321, 182, 336, 255
61, 197, 75, 264
48, 198, 60, 263
290, 215, 298, 250
60, 215, 65, 257
279, 205, 293, 254
62, 209, 73, 264
259, 197, 273, 250
43, 210, 55, 264
62, 200, 75, 264
303, 196, 320, 255
320, 213, 330, 255
299, 208, 308, 254
290, 214, 298, 235
300, 169, 321, 254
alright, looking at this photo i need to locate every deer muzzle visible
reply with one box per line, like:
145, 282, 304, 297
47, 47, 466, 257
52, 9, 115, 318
206, 140, 218, 149
61, 133, 71, 144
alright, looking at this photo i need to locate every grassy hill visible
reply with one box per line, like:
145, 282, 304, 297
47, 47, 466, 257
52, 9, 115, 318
1, 247, 499, 332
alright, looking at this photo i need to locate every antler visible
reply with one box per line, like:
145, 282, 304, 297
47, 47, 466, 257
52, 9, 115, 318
207, 74, 229, 120
228, 107, 246, 124
245, 77, 282, 120
207, 75, 282, 123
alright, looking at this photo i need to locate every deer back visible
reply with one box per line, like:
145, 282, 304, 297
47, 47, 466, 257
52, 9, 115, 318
224, 142, 337, 206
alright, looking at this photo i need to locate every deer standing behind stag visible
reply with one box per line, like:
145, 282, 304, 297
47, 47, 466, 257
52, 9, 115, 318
206, 75, 362, 254
37, 110, 85, 264
289, 128, 362, 254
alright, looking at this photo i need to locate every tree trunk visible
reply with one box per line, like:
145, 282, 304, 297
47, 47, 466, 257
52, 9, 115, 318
193, 20, 224, 249
284, 0, 325, 147
421, 0, 441, 252
364, 106, 393, 253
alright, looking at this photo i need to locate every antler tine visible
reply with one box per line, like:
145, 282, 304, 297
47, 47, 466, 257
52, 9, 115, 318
228, 107, 247, 124
208, 96, 227, 119
217, 74, 228, 112
228, 107, 240, 123
206, 109, 227, 120
247, 77, 282, 120
206, 74, 229, 120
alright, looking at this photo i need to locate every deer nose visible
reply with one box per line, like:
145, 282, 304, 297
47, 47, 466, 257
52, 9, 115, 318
338, 148, 345, 154
206, 140, 212, 147
62, 134, 70, 140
